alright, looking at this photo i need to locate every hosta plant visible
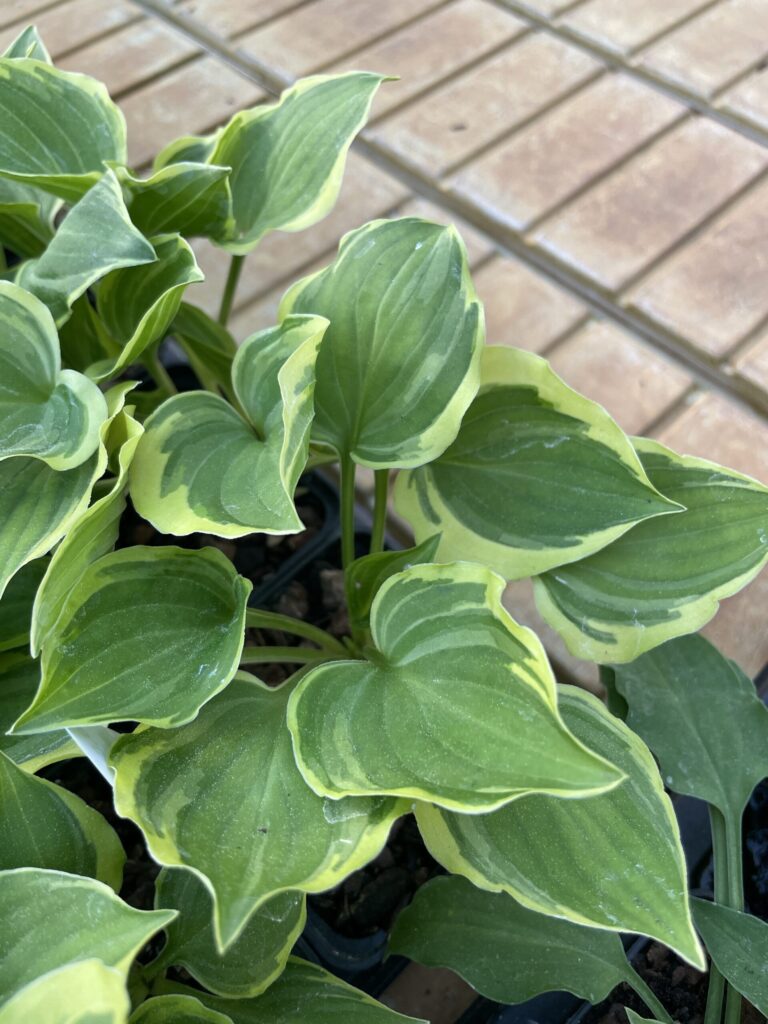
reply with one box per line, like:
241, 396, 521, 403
1, 23, 767, 1024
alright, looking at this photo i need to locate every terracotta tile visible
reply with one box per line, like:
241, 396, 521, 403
192, 152, 408, 316
449, 74, 683, 232
381, 964, 477, 1024
628, 178, 768, 360
327, 0, 526, 119
719, 66, 768, 132
732, 328, 768, 394
473, 255, 586, 351
548, 319, 692, 434
177, 0, 300, 38
370, 32, 599, 177
238, 0, 442, 78
393, 196, 495, 267
0, 0, 139, 57
533, 118, 768, 293
122, 57, 266, 169
560, 0, 712, 55
59, 19, 198, 99
638, 0, 768, 99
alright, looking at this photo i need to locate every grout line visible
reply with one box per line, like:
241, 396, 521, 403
537, 312, 592, 357
0, 0, 67, 32
719, 309, 768, 365
110, 50, 202, 102
42, 11, 146, 64
645, 384, 702, 439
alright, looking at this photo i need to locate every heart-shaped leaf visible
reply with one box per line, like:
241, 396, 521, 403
2, 27, 52, 62
395, 347, 680, 580
122, 163, 233, 241
0, 654, 78, 771
12, 545, 250, 733
0, 750, 124, 888
390, 875, 635, 1005
111, 674, 406, 951
87, 234, 203, 380
210, 72, 385, 252
0, 282, 108, 469
280, 217, 483, 468
0, 868, 173, 1007
151, 869, 305, 998
416, 686, 704, 968
693, 899, 768, 1014
0, 960, 129, 1024
535, 438, 768, 663
289, 563, 621, 812
130, 995, 231, 1023
615, 635, 768, 818
0, 177, 58, 258
346, 536, 441, 637
0, 60, 126, 202
131, 315, 328, 537
31, 407, 142, 656
0, 559, 47, 652
157, 960, 427, 1024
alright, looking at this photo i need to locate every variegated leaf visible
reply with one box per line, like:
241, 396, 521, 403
535, 438, 768, 663
130, 995, 230, 1024
0, 960, 129, 1024
0, 177, 58, 258
280, 218, 483, 468
416, 687, 704, 968
395, 347, 680, 580
111, 674, 407, 951
289, 563, 621, 812
0, 653, 78, 771
2, 26, 52, 62
121, 162, 233, 241
131, 315, 327, 537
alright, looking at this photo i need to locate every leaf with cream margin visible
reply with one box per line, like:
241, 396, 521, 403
121, 162, 233, 241
0, 282, 107, 468
395, 346, 680, 580
280, 217, 483, 468
17, 169, 155, 324
150, 868, 305, 998
111, 674, 407, 951
0, 750, 124, 888
0, 868, 173, 1007
31, 408, 143, 656
130, 315, 327, 538
535, 438, 768, 663
0, 654, 78, 771
210, 72, 385, 252
12, 545, 250, 732
0, 59, 126, 202
0, 960, 129, 1024
289, 562, 622, 812
2, 26, 52, 62
130, 995, 231, 1024
416, 686, 704, 968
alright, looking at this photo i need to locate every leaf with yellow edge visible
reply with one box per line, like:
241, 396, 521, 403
0, 960, 129, 1024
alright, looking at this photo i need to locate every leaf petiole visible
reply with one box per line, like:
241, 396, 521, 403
218, 253, 245, 326
370, 468, 389, 554
624, 966, 674, 1024
240, 645, 340, 665
245, 608, 348, 655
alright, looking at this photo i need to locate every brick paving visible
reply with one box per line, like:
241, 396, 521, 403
12, 0, 768, 690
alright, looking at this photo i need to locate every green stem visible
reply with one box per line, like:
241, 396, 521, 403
144, 347, 177, 395
599, 664, 628, 720
370, 469, 389, 555
723, 810, 744, 1024
704, 806, 732, 1024
341, 454, 356, 571
625, 967, 674, 1024
218, 254, 245, 327
240, 646, 334, 665
245, 608, 348, 655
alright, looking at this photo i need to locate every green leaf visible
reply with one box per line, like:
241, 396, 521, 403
154, 131, 222, 171
693, 899, 768, 1014
88, 234, 203, 380
121, 163, 233, 241
0, 750, 124, 888
0, 177, 58, 258
0, 282, 108, 467
280, 217, 483, 468
158, 960, 427, 1023
152, 868, 305, 998
535, 438, 768, 662
0, 960, 129, 1024
171, 303, 236, 393
130, 995, 232, 1024
289, 562, 621, 812
0, 60, 126, 202
131, 315, 328, 538
58, 295, 116, 373
211, 72, 385, 253
17, 169, 156, 325
0, 653, 78, 771
0, 558, 47, 652
615, 635, 768, 818
0, 868, 173, 1007
31, 408, 143, 656
346, 535, 440, 637
2, 27, 52, 62
13, 545, 250, 732
390, 875, 633, 1004
416, 686, 704, 968
626, 1013, 663, 1024
111, 674, 406, 951
395, 347, 680, 580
